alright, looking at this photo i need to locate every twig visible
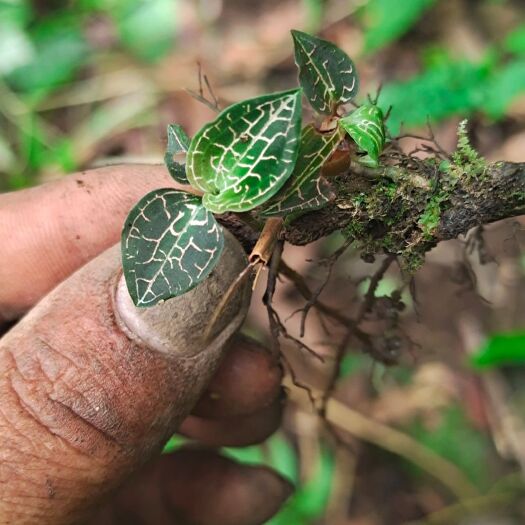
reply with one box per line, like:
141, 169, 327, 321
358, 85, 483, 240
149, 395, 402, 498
185, 62, 221, 113
286, 378, 480, 500
263, 240, 324, 362
250, 218, 283, 264
356, 254, 397, 323
393, 119, 451, 160
203, 262, 256, 343
263, 241, 318, 407
405, 473, 523, 524
320, 254, 397, 415
291, 238, 353, 337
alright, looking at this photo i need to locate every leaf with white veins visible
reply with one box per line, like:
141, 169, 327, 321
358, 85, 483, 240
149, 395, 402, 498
261, 124, 343, 217
165, 124, 191, 184
122, 189, 223, 307
339, 104, 385, 167
186, 89, 302, 213
292, 29, 359, 115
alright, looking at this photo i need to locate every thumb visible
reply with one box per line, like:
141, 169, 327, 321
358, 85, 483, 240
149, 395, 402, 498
0, 230, 250, 524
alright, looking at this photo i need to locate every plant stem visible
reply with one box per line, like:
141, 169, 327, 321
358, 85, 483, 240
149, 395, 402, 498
249, 218, 283, 264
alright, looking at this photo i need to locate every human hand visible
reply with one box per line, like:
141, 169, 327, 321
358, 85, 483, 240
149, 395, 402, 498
0, 165, 291, 525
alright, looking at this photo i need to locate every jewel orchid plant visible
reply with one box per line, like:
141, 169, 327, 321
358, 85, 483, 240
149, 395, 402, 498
121, 30, 387, 307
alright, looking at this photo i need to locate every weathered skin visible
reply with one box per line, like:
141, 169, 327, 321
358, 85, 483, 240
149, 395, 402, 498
0, 233, 250, 524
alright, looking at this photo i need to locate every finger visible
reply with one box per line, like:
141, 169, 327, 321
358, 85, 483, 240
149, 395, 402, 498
92, 448, 293, 525
192, 335, 282, 419
0, 233, 251, 524
181, 398, 283, 447
0, 164, 174, 320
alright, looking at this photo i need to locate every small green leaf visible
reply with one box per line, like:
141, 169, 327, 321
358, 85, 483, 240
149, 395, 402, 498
471, 331, 525, 368
339, 104, 385, 167
164, 124, 190, 184
122, 189, 223, 307
291, 29, 359, 115
186, 89, 302, 213
261, 124, 342, 217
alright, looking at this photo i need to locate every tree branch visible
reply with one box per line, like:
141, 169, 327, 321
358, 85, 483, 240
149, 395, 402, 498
283, 159, 525, 268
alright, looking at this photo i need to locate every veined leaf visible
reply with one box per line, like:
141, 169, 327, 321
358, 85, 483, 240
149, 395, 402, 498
186, 89, 302, 213
339, 104, 385, 167
261, 124, 342, 217
291, 29, 359, 115
122, 189, 224, 307
164, 124, 190, 184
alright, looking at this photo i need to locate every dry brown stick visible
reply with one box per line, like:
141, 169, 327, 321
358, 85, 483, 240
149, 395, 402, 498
202, 261, 256, 343
250, 218, 283, 264
404, 473, 523, 525
286, 379, 480, 500
263, 240, 324, 363
264, 241, 319, 406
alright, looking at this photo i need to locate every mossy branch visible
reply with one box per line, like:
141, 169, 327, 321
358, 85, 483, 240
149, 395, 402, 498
282, 155, 525, 269
216, 123, 524, 272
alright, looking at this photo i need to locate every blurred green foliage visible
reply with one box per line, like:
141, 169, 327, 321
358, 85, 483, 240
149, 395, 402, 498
6, 17, 89, 95
379, 50, 525, 134
504, 23, 525, 56
0, 0, 176, 190
409, 405, 493, 490
226, 435, 334, 525
471, 331, 525, 368
360, 0, 436, 54
2, 0, 525, 190
111, 0, 178, 61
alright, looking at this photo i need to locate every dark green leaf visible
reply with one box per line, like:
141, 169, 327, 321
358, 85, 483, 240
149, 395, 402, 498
122, 189, 223, 307
261, 124, 342, 217
339, 104, 385, 167
291, 30, 359, 115
186, 89, 302, 213
360, 0, 436, 54
164, 124, 190, 184
471, 331, 525, 368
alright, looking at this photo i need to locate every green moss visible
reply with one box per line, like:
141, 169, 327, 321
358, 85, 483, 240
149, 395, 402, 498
419, 193, 446, 238
337, 130, 493, 273
449, 119, 487, 180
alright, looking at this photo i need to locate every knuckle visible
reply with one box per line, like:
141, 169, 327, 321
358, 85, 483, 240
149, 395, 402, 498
1, 337, 122, 463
